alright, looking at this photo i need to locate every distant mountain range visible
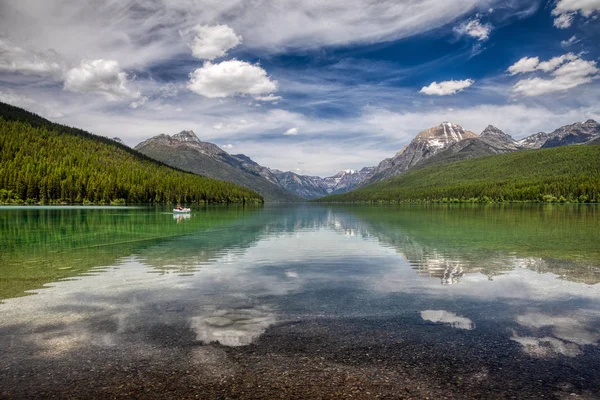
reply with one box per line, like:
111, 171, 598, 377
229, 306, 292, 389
133, 118, 599, 201
135, 131, 375, 201
2, 99, 598, 203
270, 167, 375, 199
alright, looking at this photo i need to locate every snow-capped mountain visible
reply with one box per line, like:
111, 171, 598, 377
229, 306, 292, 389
271, 167, 375, 199
364, 122, 477, 185
517, 120, 600, 149
516, 132, 552, 149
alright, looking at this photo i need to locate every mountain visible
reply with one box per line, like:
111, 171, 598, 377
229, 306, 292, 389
318, 146, 600, 204
270, 171, 331, 199
541, 119, 600, 148
363, 122, 477, 185
326, 167, 376, 194
516, 132, 550, 149
270, 167, 375, 199
517, 120, 600, 149
479, 125, 520, 150
0, 102, 262, 204
587, 136, 600, 145
135, 131, 300, 202
229, 153, 281, 185
416, 125, 519, 168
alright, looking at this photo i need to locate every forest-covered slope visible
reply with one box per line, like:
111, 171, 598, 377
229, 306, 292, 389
317, 146, 600, 203
0, 103, 263, 204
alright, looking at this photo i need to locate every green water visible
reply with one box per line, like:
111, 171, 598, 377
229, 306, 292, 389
1, 204, 600, 396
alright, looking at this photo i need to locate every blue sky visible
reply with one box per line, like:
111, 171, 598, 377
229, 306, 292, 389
0, 0, 599, 176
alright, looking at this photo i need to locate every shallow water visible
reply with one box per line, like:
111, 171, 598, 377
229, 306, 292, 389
1, 204, 599, 398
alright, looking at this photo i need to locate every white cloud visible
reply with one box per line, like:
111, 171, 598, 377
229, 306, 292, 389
454, 19, 492, 41
0, 38, 63, 77
512, 56, 599, 96
552, 0, 600, 28
64, 59, 140, 101
507, 57, 540, 75
283, 127, 299, 135
553, 12, 575, 28
507, 53, 578, 75
184, 24, 242, 60
536, 53, 578, 72
254, 94, 283, 102
419, 79, 474, 96
561, 35, 579, 47
188, 60, 278, 98
222, 144, 234, 149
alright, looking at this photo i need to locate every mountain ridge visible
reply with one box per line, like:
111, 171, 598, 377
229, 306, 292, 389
135, 131, 301, 203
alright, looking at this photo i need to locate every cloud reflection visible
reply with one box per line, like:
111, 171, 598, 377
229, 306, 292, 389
421, 310, 475, 330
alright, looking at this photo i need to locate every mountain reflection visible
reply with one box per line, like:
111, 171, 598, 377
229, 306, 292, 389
335, 204, 600, 285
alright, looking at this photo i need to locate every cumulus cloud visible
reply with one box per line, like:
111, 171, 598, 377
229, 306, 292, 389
552, 0, 600, 28
184, 24, 242, 60
507, 57, 541, 75
508, 53, 578, 75
0, 38, 63, 77
222, 143, 234, 149
537, 53, 578, 72
454, 19, 492, 41
187, 60, 278, 99
419, 79, 474, 96
64, 59, 141, 101
283, 127, 299, 135
511, 55, 599, 96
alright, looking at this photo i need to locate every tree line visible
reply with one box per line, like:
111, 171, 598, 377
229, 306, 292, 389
0, 106, 263, 204
318, 145, 600, 203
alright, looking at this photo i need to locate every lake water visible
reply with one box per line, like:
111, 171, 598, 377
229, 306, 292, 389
1, 204, 599, 398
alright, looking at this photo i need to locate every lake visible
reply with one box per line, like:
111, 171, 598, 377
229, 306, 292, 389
1, 204, 599, 399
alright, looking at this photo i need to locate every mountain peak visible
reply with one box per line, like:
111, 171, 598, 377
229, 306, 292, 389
440, 121, 460, 128
416, 122, 474, 142
172, 130, 200, 143
481, 125, 511, 138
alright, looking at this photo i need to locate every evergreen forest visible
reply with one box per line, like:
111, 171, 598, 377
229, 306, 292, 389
0, 102, 263, 204
318, 145, 600, 203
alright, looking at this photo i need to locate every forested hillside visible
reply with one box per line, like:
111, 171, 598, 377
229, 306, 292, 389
0, 103, 263, 204
318, 146, 600, 203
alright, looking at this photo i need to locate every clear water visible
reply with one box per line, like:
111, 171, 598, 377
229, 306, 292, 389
1, 204, 599, 396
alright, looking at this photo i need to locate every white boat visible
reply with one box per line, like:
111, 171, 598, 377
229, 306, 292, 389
173, 208, 191, 213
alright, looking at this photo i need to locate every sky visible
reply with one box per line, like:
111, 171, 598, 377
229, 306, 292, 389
0, 0, 599, 177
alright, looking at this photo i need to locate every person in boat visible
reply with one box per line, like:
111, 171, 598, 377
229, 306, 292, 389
176, 203, 183, 211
